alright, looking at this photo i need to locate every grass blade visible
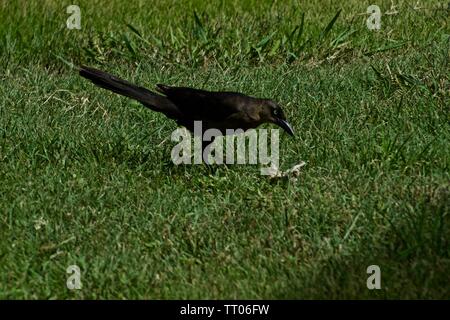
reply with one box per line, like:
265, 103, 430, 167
320, 9, 341, 40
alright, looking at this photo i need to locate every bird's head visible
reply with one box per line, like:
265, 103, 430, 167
259, 100, 295, 136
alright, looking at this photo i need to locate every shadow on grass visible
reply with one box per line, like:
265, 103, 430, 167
276, 185, 450, 299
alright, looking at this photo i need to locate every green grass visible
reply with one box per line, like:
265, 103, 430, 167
0, 0, 449, 299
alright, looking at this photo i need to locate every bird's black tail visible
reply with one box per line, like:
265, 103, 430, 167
79, 66, 181, 118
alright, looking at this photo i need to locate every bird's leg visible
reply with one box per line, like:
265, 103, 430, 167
203, 137, 227, 174
202, 137, 215, 165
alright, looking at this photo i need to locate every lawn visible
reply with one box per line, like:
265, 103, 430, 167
0, 0, 449, 299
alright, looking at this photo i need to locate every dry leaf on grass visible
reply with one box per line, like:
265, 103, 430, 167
266, 161, 306, 181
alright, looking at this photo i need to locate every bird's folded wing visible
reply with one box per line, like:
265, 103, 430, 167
156, 85, 243, 121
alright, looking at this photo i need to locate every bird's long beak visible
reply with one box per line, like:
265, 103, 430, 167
275, 118, 295, 136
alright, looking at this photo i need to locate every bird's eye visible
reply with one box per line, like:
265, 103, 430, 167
273, 109, 280, 117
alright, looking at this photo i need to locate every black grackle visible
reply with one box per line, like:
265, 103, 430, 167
79, 66, 294, 147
